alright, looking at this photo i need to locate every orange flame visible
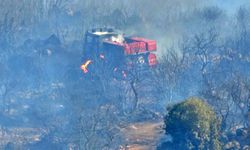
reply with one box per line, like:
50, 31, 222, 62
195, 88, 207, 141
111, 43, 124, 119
81, 60, 92, 73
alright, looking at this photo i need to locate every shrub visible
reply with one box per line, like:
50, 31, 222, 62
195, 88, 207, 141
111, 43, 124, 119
164, 97, 221, 150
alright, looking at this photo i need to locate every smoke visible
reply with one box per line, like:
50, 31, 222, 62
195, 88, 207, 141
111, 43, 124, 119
1, 0, 250, 148
66, 0, 250, 55
1, 0, 247, 54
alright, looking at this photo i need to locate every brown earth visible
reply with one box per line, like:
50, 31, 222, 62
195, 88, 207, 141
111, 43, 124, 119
121, 121, 164, 150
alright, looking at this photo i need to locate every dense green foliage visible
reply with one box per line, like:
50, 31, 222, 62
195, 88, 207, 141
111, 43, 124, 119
164, 97, 221, 150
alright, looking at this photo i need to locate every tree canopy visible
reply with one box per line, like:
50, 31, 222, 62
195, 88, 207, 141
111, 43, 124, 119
164, 97, 221, 150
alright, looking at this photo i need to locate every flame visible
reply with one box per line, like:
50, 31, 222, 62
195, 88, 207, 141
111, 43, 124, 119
81, 60, 92, 73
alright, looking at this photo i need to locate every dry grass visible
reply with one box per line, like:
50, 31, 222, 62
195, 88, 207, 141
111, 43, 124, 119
121, 121, 164, 150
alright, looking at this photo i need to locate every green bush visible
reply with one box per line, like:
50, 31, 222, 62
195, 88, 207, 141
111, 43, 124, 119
164, 97, 221, 150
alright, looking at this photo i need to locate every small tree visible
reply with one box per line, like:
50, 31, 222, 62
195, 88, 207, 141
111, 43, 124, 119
164, 97, 221, 150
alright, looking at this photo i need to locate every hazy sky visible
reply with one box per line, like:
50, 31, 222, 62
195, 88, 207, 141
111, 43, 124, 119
214, 0, 250, 14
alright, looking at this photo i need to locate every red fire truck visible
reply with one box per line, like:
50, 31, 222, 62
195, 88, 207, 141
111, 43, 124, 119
82, 28, 157, 74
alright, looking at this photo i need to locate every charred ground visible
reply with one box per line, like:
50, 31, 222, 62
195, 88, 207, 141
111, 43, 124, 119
0, 0, 250, 149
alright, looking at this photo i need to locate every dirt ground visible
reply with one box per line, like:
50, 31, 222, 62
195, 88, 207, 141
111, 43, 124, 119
121, 121, 164, 150
0, 121, 164, 150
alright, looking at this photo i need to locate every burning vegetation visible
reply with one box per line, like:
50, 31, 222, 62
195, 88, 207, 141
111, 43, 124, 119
2, 1, 250, 150
80, 60, 92, 74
